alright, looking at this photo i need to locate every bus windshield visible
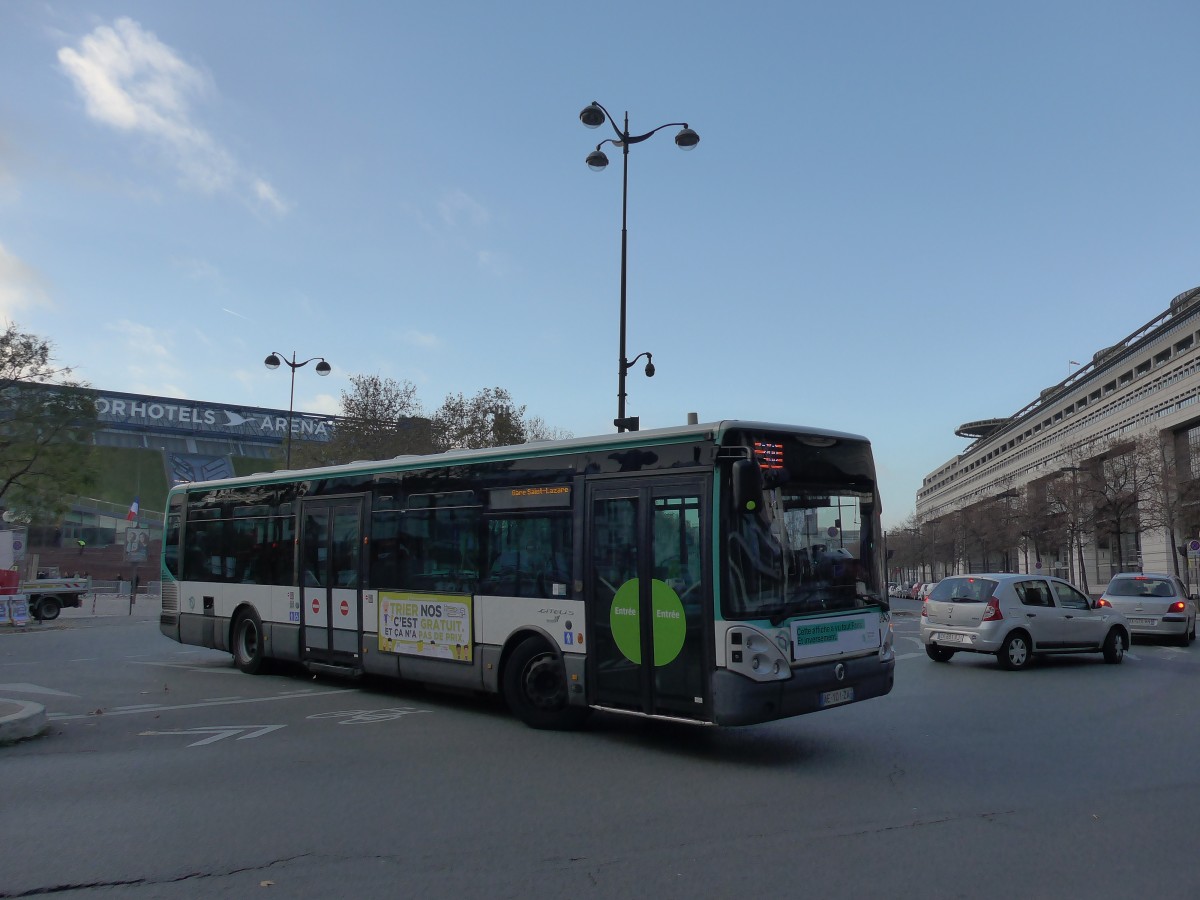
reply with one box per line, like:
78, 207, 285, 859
726, 483, 884, 624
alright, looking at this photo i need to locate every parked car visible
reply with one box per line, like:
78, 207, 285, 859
917, 582, 937, 600
1098, 572, 1197, 645
908, 582, 922, 599
920, 573, 1130, 670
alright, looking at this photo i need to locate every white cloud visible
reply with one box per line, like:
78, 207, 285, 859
104, 319, 183, 392
437, 189, 490, 228
253, 179, 291, 215
0, 241, 50, 319
58, 18, 289, 215
402, 329, 441, 348
476, 249, 515, 278
304, 392, 342, 416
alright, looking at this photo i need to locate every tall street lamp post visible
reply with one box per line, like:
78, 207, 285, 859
264, 351, 331, 467
579, 100, 699, 433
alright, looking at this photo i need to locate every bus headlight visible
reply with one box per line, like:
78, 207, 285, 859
879, 617, 895, 661
726, 627, 792, 682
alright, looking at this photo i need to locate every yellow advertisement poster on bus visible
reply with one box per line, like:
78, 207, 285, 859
379, 591, 473, 662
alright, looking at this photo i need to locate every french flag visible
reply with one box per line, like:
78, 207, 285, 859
126, 497, 139, 522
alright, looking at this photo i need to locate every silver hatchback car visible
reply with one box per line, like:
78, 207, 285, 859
1098, 572, 1197, 645
920, 573, 1131, 670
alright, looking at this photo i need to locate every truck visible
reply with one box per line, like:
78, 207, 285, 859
22, 570, 91, 620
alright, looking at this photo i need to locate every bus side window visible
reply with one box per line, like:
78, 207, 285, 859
480, 514, 571, 599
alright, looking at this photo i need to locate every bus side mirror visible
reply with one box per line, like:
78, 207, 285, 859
731, 459, 763, 514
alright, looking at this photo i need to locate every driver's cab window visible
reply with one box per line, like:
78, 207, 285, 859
1051, 580, 1090, 609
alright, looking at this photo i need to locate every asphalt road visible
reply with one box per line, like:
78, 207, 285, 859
2, 602, 1199, 899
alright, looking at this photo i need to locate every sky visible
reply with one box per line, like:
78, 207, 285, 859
2, 1, 1199, 529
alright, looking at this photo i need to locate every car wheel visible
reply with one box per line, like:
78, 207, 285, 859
232, 609, 269, 675
925, 644, 956, 663
502, 637, 589, 730
997, 632, 1032, 670
1102, 628, 1126, 664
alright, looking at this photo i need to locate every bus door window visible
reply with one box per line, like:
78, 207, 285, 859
302, 511, 329, 586
331, 508, 360, 588
653, 497, 701, 603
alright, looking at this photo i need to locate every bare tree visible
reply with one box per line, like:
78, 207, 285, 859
1015, 477, 1066, 575
1045, 445, 1098, 593
1134, 432, 1200, 580
1087, 438, 1156, 579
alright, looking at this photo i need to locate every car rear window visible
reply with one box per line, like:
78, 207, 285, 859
1106, 577, 1175, 597
928, 577, 997, 602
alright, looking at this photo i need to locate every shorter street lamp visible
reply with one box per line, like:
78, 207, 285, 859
264, 351, 331, 467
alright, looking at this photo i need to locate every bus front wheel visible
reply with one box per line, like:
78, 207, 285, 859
232, 609, 269, 675
503, 637, 588, 730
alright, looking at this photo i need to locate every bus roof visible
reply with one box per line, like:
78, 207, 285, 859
167, 419, 872, 495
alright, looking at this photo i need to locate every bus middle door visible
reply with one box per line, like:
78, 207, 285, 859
586, 478, 709, 721
299, 497, 365, 668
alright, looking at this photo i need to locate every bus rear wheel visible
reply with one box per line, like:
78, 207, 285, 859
503, 637, 588, 730
232, 610, 269, 675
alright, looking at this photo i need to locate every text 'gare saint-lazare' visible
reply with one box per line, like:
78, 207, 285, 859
93, 395, 333, 437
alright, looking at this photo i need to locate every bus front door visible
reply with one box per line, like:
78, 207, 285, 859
299, 497, 364, 668
587, 478, 709, 721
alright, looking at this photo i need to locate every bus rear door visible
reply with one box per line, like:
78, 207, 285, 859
586, 477, 710, 721
299, 496, 365, 668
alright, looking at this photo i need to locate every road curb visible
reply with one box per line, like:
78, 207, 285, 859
0, 698, 49, 745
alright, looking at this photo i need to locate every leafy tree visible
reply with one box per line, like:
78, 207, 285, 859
431, 386, 527, 451
291, 374, 432, 467
0, 324, 97, 520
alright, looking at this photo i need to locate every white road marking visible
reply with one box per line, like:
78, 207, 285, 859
141, 724, 287, 746
47, 688, 358, 721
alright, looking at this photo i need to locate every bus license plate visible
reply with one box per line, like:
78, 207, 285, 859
820, 687, 854, 707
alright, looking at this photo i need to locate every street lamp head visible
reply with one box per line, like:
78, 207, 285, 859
315, 359, 331, 376
264, 353, 281, 370
644, 354, 655, 377
579, 103, 606, 128
586, 149, 609, 171
674, 126, 700, 150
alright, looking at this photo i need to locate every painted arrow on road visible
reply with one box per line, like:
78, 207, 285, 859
140, 724, 286, 746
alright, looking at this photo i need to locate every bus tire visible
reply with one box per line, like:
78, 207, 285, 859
36, 596, 61, 621
232, 609, 269, 675
502, 637, 588, 730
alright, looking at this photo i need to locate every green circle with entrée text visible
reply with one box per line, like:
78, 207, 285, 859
609, 578, 687, 666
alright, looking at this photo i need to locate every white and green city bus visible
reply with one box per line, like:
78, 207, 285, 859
159, 421, 895, 728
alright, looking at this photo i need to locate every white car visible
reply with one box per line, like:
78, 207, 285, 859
1098, 572, 1197, 645
920, 573, 1130, 670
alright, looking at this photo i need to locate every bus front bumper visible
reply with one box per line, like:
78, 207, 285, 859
710, 654, 895, 726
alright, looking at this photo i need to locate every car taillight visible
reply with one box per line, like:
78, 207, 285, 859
921, 601, 928, 617
1097, 598, 1112, 608
981, 597, 1003, 621
1169, 601, 1186, 613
